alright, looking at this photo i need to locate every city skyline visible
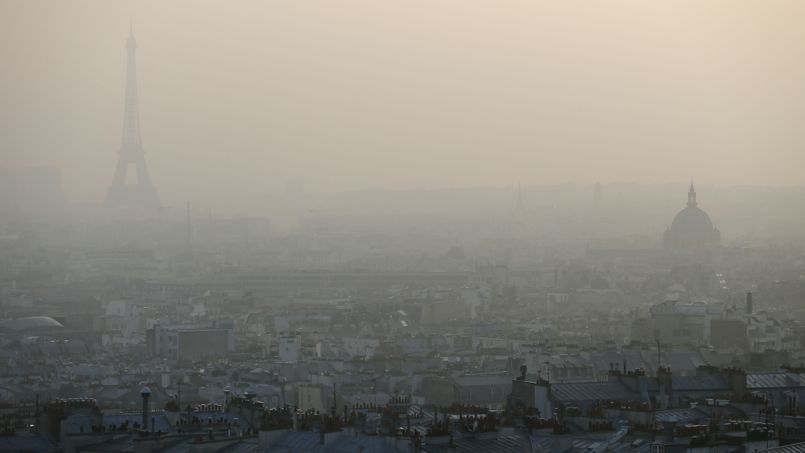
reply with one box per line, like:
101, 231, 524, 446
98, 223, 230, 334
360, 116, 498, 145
2, 3, 805, 451
3, 1, 805, 210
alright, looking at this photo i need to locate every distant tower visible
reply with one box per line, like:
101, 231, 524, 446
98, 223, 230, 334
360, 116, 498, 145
687, 180, 697, 208
105, 27, 160, 209
593, 182, 603, 208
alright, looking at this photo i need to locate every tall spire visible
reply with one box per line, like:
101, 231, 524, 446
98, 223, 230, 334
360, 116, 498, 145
123, 26, 141, 148
687, 180, 697, 208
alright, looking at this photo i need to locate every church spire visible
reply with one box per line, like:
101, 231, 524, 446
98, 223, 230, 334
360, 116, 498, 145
687, 180, 697, 208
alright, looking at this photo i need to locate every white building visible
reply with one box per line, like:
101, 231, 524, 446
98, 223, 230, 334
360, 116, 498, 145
278, 333, 302, 363
149, 323, 235, 361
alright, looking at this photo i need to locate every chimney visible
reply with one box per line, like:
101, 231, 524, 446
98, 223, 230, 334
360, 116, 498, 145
746, 291, 753, 315
661, 419, 678, 443
657, 366, 673, 407
726, 367, 747, 399
141, 386, 152, 431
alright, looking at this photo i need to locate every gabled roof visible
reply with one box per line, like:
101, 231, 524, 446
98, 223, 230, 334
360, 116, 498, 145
0, 435, 61, 453
74, 434, 134, 452
215, 439, 260, 453
748, 373, 805, 389
325, 434, 400, 453
453, 373, 512, 388
551, 381, 637, 402
760, 441, 805, 452
271, 431, 321, 452
423, 434, 527, 453
645, 350, 708, 373
654, 407, 709, 423
672, 375, 729, 392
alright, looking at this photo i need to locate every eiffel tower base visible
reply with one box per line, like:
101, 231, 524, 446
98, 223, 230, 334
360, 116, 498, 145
105, 183, 160, 209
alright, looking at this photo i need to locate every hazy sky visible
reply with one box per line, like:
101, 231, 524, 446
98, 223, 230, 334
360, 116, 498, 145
2, 1, 805, 209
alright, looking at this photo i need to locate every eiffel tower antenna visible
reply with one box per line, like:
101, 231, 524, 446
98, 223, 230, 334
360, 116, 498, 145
105, 26, 160, 209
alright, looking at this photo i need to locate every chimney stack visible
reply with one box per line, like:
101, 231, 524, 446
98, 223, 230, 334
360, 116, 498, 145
746, 291, 753, 315
140, 386, 152, 431
661, 419, 678, 443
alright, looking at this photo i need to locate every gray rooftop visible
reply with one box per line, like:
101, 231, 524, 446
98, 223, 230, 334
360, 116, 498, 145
551, 381, 637, 402
748, 373, 805, 389
759, 441, 805, 452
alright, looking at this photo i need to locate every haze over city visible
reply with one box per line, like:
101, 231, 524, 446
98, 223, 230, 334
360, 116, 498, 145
2, 2, 805, 453
3, 0, 805, 213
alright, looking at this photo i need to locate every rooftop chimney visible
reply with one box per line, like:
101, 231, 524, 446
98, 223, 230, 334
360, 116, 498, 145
661, 419, 678, 443
140, 386, 152, 431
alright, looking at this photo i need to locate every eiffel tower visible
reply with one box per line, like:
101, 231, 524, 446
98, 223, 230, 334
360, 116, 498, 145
105, 27, 160, 209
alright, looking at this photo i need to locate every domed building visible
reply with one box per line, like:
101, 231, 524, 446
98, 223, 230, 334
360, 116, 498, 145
0, 316, 64, 332
663, 183, 721, 251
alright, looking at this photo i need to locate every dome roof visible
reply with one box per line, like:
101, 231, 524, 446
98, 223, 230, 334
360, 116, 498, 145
663, 183, 721, 250
671, 206, 715, 235
0, 316, 64, 332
